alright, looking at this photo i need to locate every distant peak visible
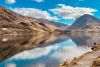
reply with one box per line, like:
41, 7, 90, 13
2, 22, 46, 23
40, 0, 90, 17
77, 14, 96, 20
81, 14, 93, 17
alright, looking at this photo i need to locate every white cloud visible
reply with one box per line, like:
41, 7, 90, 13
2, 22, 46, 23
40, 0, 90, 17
6, 0, 16, 4
12, 8, 58, 21
34, 0, 44, 2
50, 4, 97, 19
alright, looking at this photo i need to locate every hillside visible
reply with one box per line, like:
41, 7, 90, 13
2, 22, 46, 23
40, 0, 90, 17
0, 6, 56, 34
38, 18, 69, 30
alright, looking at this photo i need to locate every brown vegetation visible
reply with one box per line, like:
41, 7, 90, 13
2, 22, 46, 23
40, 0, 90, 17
0, 6, 57, 34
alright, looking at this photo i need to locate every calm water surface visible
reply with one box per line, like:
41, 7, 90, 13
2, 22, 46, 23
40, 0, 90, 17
0, 33, 99, 67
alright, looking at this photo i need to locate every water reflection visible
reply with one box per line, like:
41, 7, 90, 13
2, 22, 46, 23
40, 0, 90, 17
0, 33, 99, 67
70, 33, 100, 46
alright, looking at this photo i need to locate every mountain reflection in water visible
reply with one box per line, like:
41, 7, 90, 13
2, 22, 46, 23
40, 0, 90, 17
0, 33, 99, 67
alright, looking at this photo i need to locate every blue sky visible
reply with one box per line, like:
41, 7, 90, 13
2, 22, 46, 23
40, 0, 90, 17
0, 0, 100, 25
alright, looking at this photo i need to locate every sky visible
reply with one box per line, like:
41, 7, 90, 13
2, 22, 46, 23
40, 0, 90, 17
0, 0, 100, 25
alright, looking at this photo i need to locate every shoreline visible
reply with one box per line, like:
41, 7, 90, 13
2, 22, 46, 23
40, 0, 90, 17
59, 45, 100, 67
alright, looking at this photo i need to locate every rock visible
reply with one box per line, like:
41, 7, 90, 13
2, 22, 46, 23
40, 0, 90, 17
91, 45, 100, 51
92, 56, 100, 67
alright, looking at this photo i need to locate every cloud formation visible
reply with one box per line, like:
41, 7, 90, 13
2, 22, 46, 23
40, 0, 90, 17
6, 0, 16, 4
34, 0, 44, 2
50, 4, 97, 19
12, 8, 58, 21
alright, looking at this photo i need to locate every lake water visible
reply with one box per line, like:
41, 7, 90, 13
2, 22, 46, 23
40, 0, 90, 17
0, 33, 99, 67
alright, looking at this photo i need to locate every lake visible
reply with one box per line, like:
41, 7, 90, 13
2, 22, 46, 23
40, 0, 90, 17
0, 33, 99, 67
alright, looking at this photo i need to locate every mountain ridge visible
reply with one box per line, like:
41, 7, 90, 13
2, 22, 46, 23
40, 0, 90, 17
67, 14, 100, 31
37, 18, 69, 30
0, 6, 58, 34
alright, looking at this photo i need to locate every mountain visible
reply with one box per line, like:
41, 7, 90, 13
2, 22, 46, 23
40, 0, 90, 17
0, 6, 56, 34
38, 19, 69, 30
67, 14, 100, 31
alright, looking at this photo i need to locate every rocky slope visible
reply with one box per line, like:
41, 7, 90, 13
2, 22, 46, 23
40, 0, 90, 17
59, 45, 100, 67
0, 6, 56, 34
67, 14, 100, 32
38, 18, 69, 30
